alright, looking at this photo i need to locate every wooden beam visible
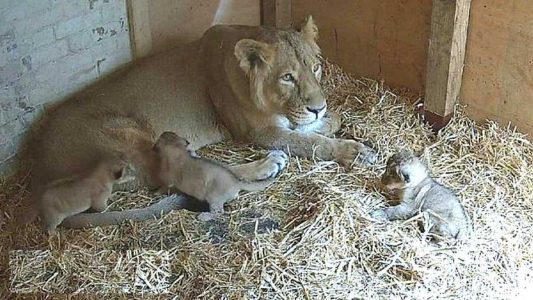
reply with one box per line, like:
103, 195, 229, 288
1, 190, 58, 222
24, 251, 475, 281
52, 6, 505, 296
423, 0, 471, 131
126, 0, 152, 59
261, 0, 292, 28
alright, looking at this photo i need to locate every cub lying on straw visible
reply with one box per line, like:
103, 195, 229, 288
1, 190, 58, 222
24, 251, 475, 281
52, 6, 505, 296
153, 132, 287, 221
371, 150, 472, 241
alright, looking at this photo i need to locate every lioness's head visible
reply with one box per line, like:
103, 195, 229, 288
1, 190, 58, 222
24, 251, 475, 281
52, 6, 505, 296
234, 16, 326, 126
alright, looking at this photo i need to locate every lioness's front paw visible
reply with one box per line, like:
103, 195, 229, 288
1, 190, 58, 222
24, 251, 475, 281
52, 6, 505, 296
260, 150, 288, 179
333, 139, 378, 166
320, 111, 342, 136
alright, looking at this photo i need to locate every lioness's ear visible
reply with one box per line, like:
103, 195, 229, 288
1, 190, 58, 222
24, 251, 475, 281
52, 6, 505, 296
300, 15, 318, 42
234, 39, 275, 74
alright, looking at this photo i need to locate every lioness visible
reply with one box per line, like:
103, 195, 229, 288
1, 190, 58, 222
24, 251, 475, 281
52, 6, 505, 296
371, 150, 471, 241
154, 132, 284, 221
27, 16, 377, 228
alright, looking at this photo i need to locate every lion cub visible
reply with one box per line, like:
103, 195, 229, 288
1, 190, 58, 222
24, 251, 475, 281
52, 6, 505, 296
154, 131, 278, 221
372, 150, 471, 241
39, 159, 125, 234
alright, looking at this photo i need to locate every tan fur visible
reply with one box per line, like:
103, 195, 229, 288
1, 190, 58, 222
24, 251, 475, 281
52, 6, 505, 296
154, 132, 282, 221
372, 150, 472, 241
39, 159, 125, 234
26, 17, 376, 228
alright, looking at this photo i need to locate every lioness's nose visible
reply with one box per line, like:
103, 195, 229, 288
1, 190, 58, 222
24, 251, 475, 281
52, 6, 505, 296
306, 105, 326, 116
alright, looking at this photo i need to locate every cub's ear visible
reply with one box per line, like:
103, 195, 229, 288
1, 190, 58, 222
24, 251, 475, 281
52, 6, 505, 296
234, 39, 276, 74
300, 15, 318, 43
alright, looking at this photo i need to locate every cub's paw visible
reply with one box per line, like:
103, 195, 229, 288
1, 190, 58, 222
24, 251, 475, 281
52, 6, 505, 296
319, 111, 342, 136
198, 212, 220, 222
370, 209, 388, 221
333, 139, 378, 167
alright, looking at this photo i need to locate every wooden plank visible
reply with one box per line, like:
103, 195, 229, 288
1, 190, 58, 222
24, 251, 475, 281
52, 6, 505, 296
126, 0, 152, 58
261, 0, 292, 28
424, 0, 471, 130
292, 0, 432, 92
460, 0, 533, 140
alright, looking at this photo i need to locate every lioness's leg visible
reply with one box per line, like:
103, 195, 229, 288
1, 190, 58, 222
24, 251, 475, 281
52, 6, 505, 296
254, 128, 377, 166
227, 150, 288, 182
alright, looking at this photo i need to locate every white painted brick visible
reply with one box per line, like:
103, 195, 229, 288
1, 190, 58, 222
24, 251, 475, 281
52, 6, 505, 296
54, 9, 102, 39
18, 26, 55, 52
0, 62, 23, 89
0, 3, 27, 26
58, 0, 93, 20
12, 6, 65, 36
100, 0, 127, 22
0, 0, 20, 11
115, 31, 131, 50
0, 117, 26, 144
68, 64, 98, 85
0, 140, 15, 162
97, 51, 131, 76
18, 0, 51, 17
0, 53, 8, 69
67, 30, 94, 52
30, 39, 69, 67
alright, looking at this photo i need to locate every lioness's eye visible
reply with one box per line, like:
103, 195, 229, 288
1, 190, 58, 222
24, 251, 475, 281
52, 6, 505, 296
281, 73, 295, 82
312, 63, 321, 73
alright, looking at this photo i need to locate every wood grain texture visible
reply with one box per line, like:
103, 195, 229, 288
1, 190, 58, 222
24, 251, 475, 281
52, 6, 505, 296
126, 0, 152, 58
424, 0, 471, 118
460, 0, 533, 138
128, 0, 260, 55
292, 0, 432, 91
261, 0, 292, 28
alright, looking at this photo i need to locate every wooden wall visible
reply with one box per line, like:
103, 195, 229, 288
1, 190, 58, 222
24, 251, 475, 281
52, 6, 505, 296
293, 0, 533, 138
128, 0, 259, 56
460, 0, 533, 136
292, 0, 432, 92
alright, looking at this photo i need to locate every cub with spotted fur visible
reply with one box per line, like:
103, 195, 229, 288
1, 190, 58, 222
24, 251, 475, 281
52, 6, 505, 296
372, 150, 471, 241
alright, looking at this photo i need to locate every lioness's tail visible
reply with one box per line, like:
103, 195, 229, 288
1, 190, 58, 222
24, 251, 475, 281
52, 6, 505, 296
60, 194, 187, 228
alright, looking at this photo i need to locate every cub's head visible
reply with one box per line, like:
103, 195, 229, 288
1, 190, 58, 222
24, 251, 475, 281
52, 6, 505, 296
153, 131, 194, 158
234, 16, 325, 126
381, 150, 429, 191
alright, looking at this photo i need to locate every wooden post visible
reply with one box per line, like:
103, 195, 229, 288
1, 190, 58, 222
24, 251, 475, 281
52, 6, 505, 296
126, 0, 152, 59
261, 0, 292, 29
423, 0, 471, 131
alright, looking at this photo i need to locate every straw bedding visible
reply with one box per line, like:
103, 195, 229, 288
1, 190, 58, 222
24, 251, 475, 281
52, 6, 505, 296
1, 61, 532, 299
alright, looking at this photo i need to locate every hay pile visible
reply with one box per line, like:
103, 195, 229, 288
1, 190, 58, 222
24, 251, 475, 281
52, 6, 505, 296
1, 61, 532, 299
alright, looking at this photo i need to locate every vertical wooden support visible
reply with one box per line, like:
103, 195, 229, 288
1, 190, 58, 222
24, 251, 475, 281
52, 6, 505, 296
424, 0, 471, 131
261, 0, 292, 29
126, 0, 152, 59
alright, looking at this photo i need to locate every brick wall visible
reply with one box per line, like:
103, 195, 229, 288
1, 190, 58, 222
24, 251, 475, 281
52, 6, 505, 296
0, 0, 132, 174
